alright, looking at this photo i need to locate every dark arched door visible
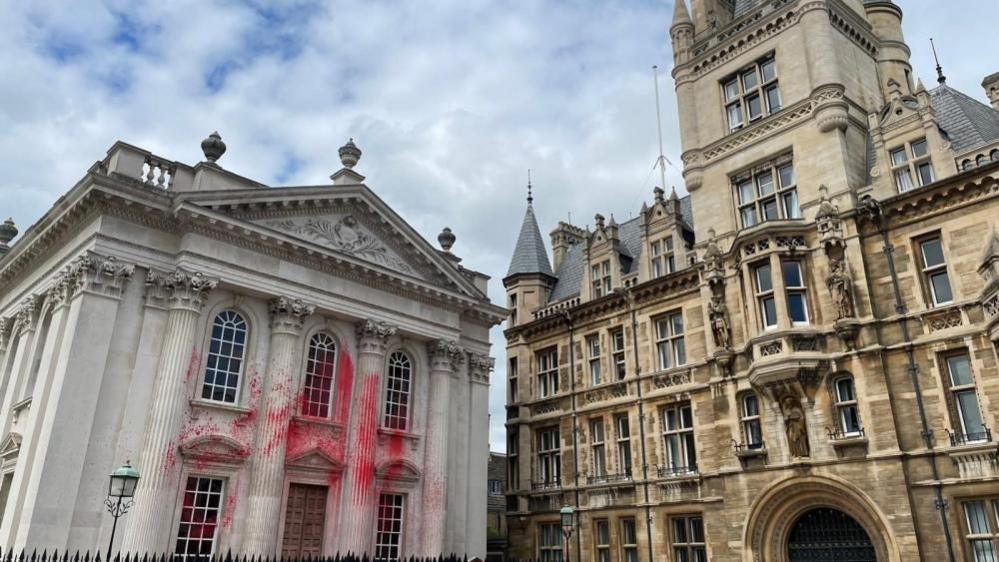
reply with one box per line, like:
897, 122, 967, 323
787, 507, 876, 561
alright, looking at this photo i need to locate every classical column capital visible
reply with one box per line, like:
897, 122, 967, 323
14, 296, 38, 334
356, 319, 397, 355
146, 268, 218, 312
428, 339, 464, 372
467, 353, 495, 384
47, 252, 135, 306
0, 317, 12, 353
269, 296, 315, 334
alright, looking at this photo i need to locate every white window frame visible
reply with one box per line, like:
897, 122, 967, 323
202, 310, 248, 404
537, 348, 559, 398
782, 260, 810, 326
174, 475, 226, 556
595, 519, 611, 562
833, 376, 862, 437
611, 328, 627, 380
662, 403, 697, 474
539, 522, 564, 562
590, 418, 607, 479
301, 332, 338, 418
734, 159, 798, 229
383, 351, 413, 431
722, 54, 780, 132
592, 260, 612, 298
754, 262, 778, 330
671, 516, 707, 562
537, 427, 562, 487
621, 518, 639, 562
945, 353, 987, 443
741, 393, 764, 449
616, 414, 632, 475
654, 311, 686, 370
962, 499, 999, 561
651, 237, 676, 278
889, 137, 934, 193
587, 335, 602, 386
919, 235, 953, 307
375, 493, 406, 562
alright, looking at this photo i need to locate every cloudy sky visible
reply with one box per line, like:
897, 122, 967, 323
1, 0, 997, 452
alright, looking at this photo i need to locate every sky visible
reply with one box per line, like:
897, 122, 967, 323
1, 0, 997, 453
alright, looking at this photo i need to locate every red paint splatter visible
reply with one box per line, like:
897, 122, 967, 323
184, 348, 201, 383
220, 477, 240, 531
351, 374, 381, 503
333, 351, 355, 426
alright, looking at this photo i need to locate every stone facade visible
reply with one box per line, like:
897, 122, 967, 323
0, 138, 505, 557
503, 1, 999, 561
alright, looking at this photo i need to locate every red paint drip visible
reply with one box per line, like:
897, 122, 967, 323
220, 476, 240, 531
184, 348, 201, 383
352, 374, 381, 503
334, 350, 355, 426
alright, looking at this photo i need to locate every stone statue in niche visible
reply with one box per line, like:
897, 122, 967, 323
708, 296, 731, 350
826, 258, 855, 319
781, 395, 810, 458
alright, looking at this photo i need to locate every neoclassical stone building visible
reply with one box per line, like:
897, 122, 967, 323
0, 136, 505, 558
504, 1, 999, 561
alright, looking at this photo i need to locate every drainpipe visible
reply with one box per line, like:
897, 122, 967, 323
614, 288, 655, 562
862, 199, 957, 562
563, 312, 583, 562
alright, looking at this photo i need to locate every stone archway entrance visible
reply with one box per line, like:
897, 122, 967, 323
787, 508, 876, 561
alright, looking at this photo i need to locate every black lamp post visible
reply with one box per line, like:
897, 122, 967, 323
560, 506, 574, 562
105, 461, 140, 562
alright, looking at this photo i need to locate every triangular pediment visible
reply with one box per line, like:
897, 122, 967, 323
179, 434, 250, 465
376, 460, 421, 483
286, 449, 344, 473
0, 432, 21, 459
179, 185, 482, 298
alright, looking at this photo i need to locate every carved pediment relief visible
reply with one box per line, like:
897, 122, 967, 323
265, 215, 416, 276
286, 449, 344, 473
0, 432, 22, 459
376, 460, 421, 483
179, 435, 250, 465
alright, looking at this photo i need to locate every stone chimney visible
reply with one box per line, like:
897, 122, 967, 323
550, 221, 585, 272
984, 72, 999, 110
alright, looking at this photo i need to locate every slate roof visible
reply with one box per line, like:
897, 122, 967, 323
735, 0, 882, 18
929, 84, 999, 154
547, 195, 694, 304
506, 202, 554, 279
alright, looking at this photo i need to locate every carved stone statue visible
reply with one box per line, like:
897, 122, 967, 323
781, 395, 810, 458
708, 296, 731, 349
826, 258, 855, 319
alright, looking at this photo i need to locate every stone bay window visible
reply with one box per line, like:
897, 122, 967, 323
749, 254, 812, 332
723, 53, 781, 131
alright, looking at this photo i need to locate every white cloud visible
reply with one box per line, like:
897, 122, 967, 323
1, 0, 997, 452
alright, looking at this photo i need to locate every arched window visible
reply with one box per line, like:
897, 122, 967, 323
833, 376, 862, 436
977, 154, 988, 167
991, 149, 999, 162
962, 159, 973, 171
740, 393, 764, 449
202, 310, 247, 403
383, 351, 412, 431
302, 333, 338, 418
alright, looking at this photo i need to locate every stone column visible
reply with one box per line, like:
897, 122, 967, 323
243, 297, 314, 555
121, 268, 217, 552
340, 319, 396, 555
0, 298, 38, 441
422, 340, 462, 556
464, 354, 493, 559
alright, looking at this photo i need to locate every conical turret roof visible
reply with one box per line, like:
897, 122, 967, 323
506, 198, 553, 279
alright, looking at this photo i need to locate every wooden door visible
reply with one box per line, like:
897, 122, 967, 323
282, 484, 328, 557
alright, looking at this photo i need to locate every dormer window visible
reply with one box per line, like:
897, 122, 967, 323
890, 138, 934, 193
592, 260, 611, 298
734, 158, 798, 229
723, 55, 780, 132
651, 237, 676, 278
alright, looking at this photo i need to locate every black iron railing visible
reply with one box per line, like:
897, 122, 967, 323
530, 480, 561, 491
733, 440, 766, 453
656, 465, 698, 478
586, 470, 633, 485
826, 427, 866, 441
948, 427, 992, 446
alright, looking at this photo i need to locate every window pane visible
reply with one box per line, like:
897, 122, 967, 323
930, 272, 953, 304
765, 85, 781, 112
894, 169, 914, 192
673, 518, 687, 542
890, 147, 908, 166
788, 293, 808, 324
957, 390, 985, 435
842, 406, 861, 433
727, 103, 743, 129
836, 378, 855, 402
756, 171, 774, 196
756, 264, 773, 292
671, 313, 684, 335
782, 190, 800, 219
741, 207, 758, 228
742, 69, 758, 91
761, 59, 776, 81
762, 198, 779, 221
911, 138, 928, 157
690, 517, 705, 542
778, 164, 794, 187
674, 339, 686, 366
966, 502, 991, 534
921, 238, 945, 267
737, 180, 754, 204
948, 355, 974, 386
747, 94, 762, 120
762, 297, 778, 328
724, 79, 740, 102
917, 162, 934, 186
782, 261, 803, 287
970, 540, 997, 562
743, 395, 759, 416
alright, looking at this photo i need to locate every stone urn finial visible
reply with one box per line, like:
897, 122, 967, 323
0, 218, 17, 255
339, 138, 362, 169
201, 131, 227, 163
438, 227, 456, 252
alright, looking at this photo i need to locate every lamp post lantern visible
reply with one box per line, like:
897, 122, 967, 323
105, 461, 140, 561
560, 506, 575, 562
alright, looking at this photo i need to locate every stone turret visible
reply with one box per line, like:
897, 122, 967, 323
504, 187, 555, 327
864, 1, 914, 102
690, 0, 733, 34
670, 0, 695, 64
550, 221, 585, 272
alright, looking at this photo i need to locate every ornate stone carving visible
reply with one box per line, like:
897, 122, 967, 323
702, 230, 725, 287
147, 268, 218, 311
780, 395, 810, 458
267, 216, 414, 274
468, 353, 495, 384
428, 339, 464, 371
269, 297, 315, 333
356, 319, 397, 354
708, 297, 731, 350
653, 371, 691, 390
826, 259, 855, 320
51, 252, 135, 302
0, 317, 11, 352
759, 340, 783, 357
815, 186, 844, 250
14, 296, 37, 333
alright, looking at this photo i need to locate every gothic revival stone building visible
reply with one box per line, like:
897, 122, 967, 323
504, 1, 999, 561
0, 136, 505, 557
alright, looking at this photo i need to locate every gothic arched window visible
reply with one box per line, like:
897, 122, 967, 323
202, 310, 247, 403
962, 159, 973, 171
301, 333, 338, 418
383, 351, 413, 431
